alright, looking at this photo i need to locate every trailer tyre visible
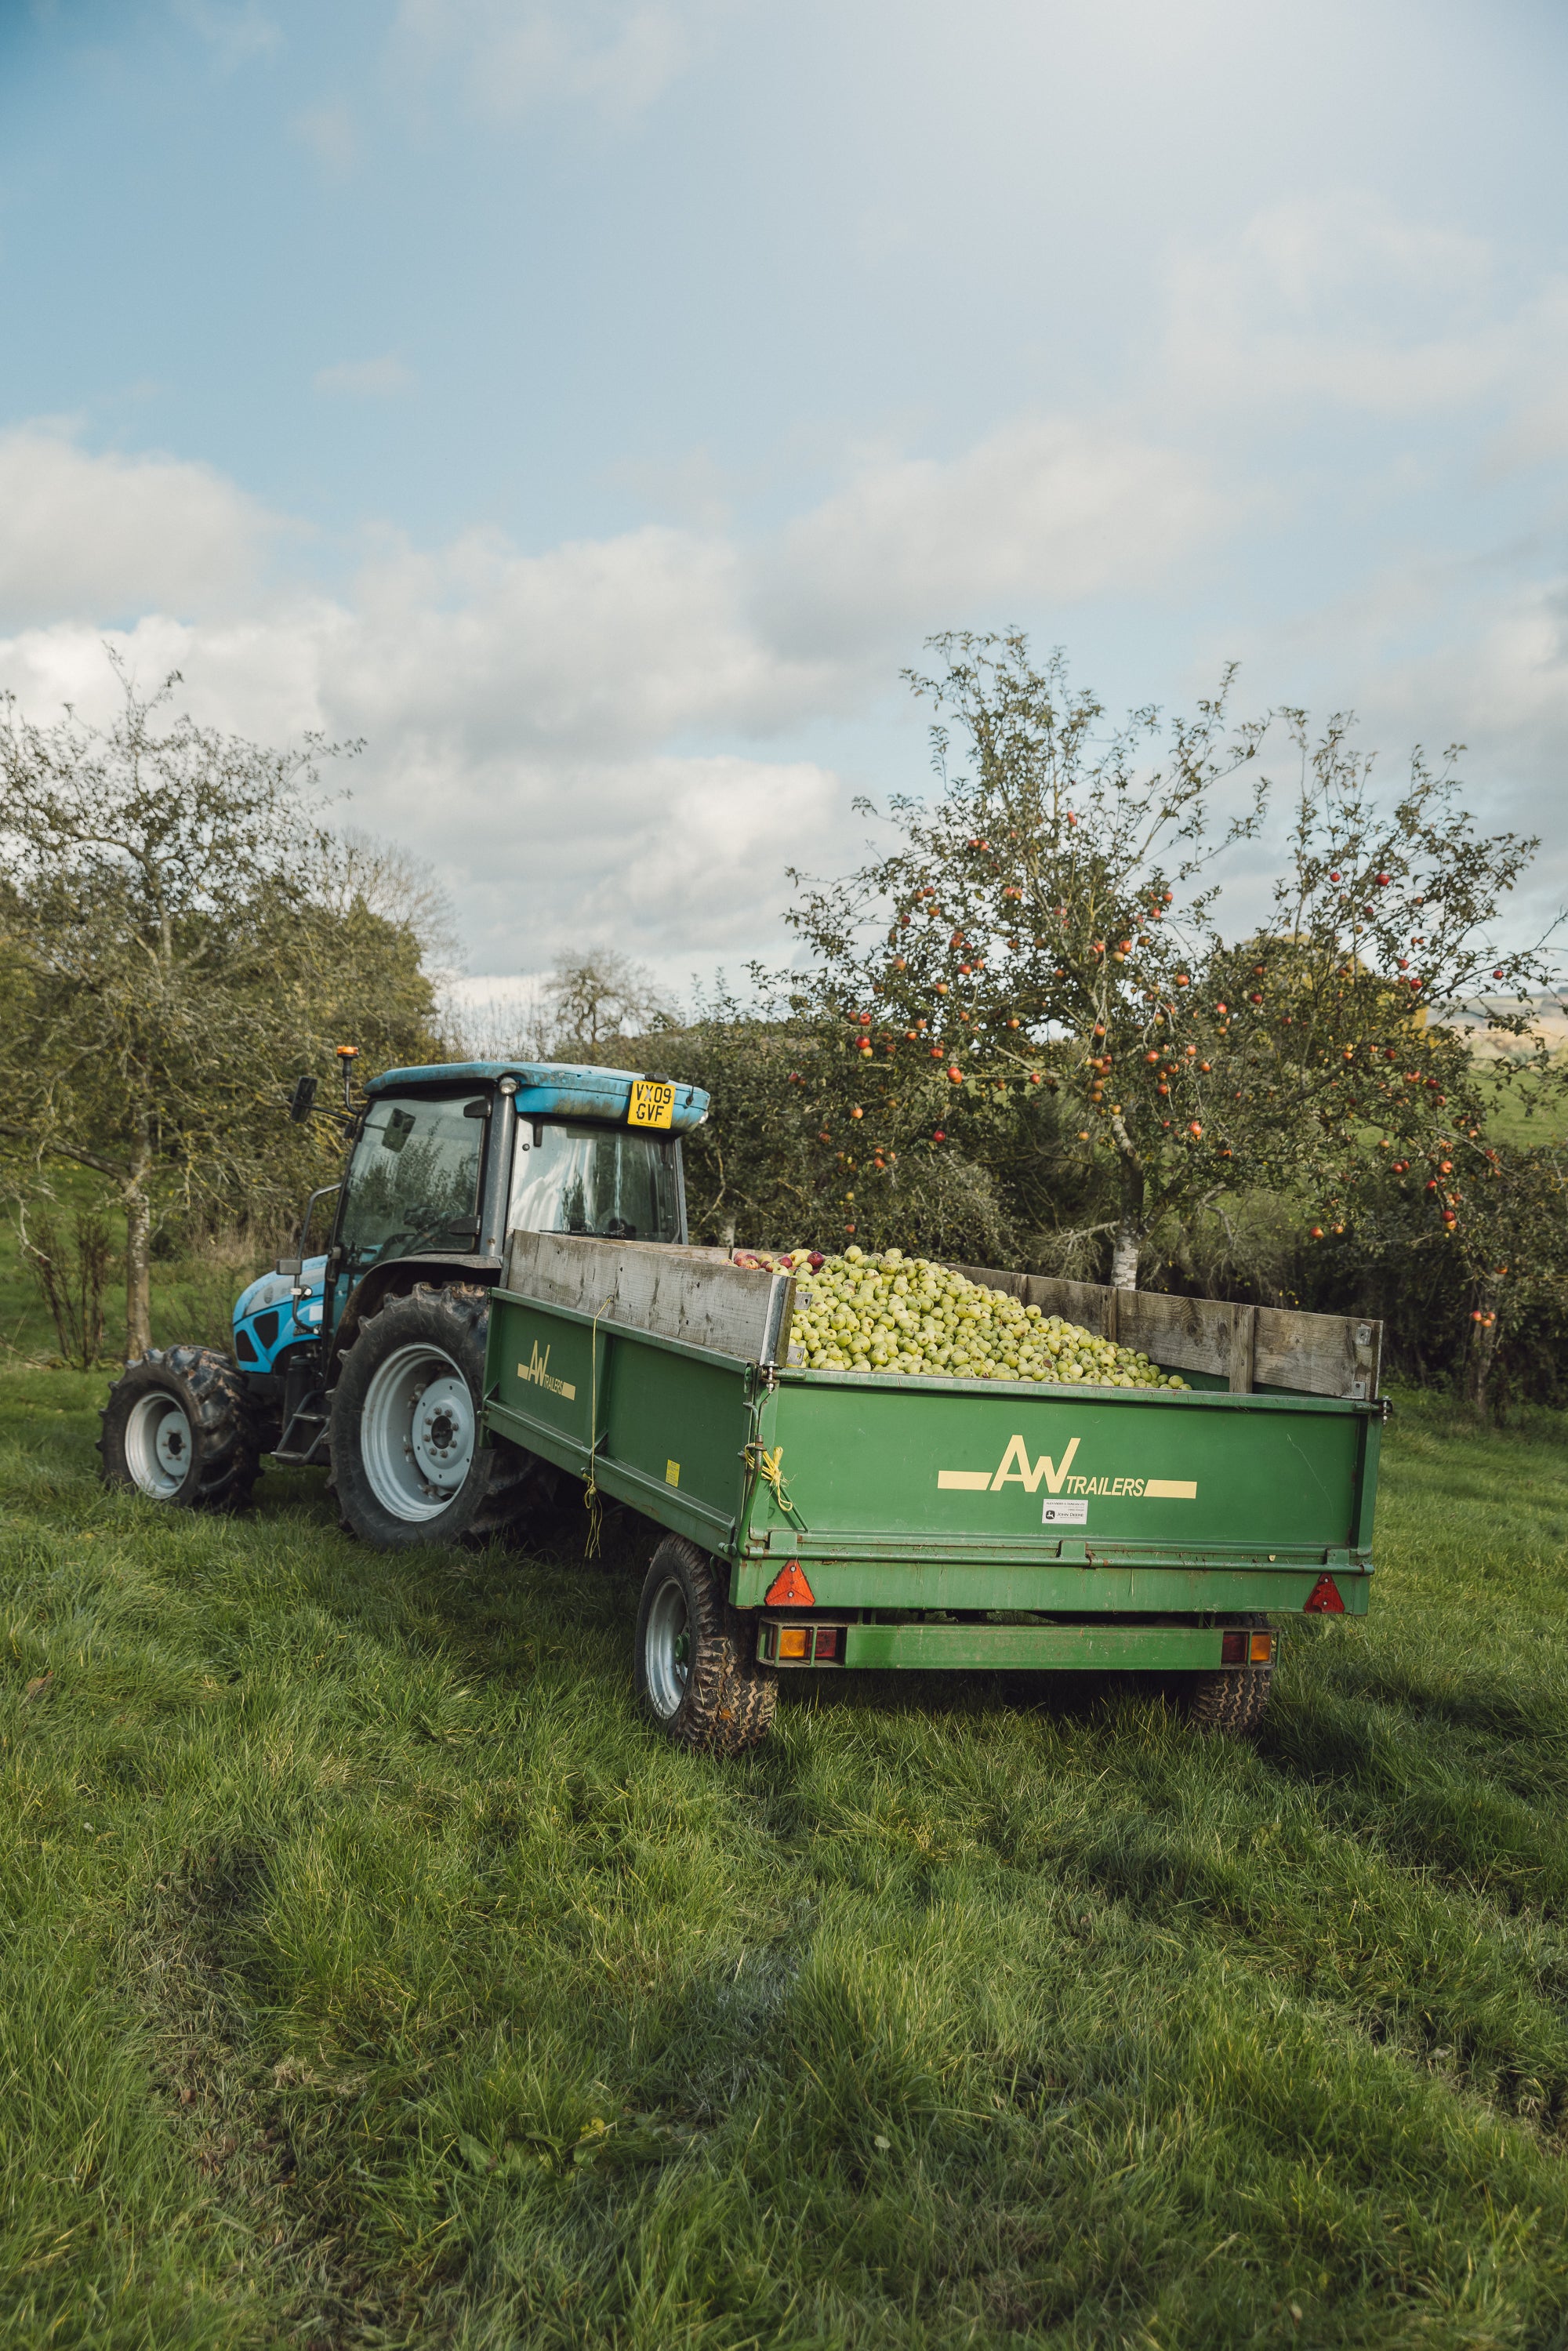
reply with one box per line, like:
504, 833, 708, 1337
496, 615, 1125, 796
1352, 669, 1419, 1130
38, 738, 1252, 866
635, 1536, 776, 1754
329, 1283, 544, 1550
98, 1347, 262, 1511
1184, 1615, 1275, 1737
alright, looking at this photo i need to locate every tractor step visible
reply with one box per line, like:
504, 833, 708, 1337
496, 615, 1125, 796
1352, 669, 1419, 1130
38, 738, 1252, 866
271, 1390, 330, 1468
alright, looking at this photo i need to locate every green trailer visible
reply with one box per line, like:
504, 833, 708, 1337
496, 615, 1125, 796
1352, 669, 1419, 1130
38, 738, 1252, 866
483, 1232, 1384, 1751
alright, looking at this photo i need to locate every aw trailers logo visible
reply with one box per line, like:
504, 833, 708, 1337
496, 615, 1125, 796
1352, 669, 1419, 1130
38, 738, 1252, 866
938, 1435, 1196, 1526
516, 1340, 577, 1402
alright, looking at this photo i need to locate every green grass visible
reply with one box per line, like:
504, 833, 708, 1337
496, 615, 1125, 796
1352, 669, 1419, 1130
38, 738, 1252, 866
0, 1182, 270, 1368
5, 1380, 1568, 2349
1473, 1058, 1568, 1151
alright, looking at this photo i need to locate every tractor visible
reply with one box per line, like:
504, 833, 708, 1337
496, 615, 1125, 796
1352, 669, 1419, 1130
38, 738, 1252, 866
97, 1050, 710, 1547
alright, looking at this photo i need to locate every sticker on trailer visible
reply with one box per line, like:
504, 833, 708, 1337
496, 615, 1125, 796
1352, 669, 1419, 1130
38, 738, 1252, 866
516, 1339, 576, 1401
628, 1079, 675, 1129
1041, 1498, 1089, 1525
937, 1435, 1199, 1504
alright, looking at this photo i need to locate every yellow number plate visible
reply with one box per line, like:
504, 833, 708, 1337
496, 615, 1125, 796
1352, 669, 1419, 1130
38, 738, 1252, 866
628, 1079, 675, 1130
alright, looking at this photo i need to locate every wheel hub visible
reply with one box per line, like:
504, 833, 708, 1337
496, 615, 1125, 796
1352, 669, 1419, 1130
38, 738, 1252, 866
360, 1341, 477, 1522
124, 1391, 195, 1500
644, 1576, 691, 1719
412, 1374, 472, 1486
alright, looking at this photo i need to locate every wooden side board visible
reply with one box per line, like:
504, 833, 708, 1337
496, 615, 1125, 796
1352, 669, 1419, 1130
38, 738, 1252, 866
949, 1264, 1381, 1400
1254, 1304, 1381, 1401
505, 1231, 795, 1367
503, 1232, 1381, 1398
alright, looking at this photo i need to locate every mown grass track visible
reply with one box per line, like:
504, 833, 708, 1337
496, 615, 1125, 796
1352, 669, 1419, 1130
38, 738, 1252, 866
5, 1373, 1568, 2349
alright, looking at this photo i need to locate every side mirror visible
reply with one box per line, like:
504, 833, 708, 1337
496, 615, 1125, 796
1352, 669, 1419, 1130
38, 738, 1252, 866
274, 1258, 303, 1279
289, 1075, 318, 1123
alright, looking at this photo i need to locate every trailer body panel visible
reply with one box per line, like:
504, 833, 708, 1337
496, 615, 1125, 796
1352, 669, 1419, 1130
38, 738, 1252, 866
483, 1283, 1379, 1639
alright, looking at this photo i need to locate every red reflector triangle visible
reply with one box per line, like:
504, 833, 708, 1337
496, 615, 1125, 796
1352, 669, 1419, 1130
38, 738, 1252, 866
1304, 1574, 1345, 1614
764, 1559, 816, 1608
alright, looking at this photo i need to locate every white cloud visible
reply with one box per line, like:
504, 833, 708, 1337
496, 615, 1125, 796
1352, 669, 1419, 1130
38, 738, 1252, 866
173, 0, 281, 67
1190, 547, 1568, 950
0, 402, 1222, 967
330, 523, 841, 750
1163, 193, 1568, 424
387, 745, 841, 964
1356, 576, 1568, 790
314, 356, 414, 399
291, 103, 358, 180
391, 0, 739, 121
0, 425, 282, 629
5, 380, 1566, 973
760, 415, 1223, 658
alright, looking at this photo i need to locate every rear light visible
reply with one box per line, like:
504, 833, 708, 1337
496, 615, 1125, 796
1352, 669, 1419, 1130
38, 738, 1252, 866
757, 1619, 848, 1667
1220, 1627, 1276, 1667
1304, 1574, 1345, 1614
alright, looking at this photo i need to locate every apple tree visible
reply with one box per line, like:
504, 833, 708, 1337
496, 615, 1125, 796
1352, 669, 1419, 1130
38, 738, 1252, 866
783, 634, 1559, 1284
0, 661, 443, 1358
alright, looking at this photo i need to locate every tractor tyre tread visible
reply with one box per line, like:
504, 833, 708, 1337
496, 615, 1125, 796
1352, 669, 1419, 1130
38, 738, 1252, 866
634, 1535, 776, 1755
98, 1345, 263, 1511
1185, 1613, 1274, 1737
328, 1282, 546, 1551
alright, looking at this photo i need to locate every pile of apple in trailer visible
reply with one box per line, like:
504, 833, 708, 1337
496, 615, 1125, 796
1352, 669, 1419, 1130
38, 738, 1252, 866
733, 1247, 1187, 1389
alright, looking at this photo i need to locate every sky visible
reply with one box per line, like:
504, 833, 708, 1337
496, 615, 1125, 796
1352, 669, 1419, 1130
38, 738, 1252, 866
2, 0, 1567, 1010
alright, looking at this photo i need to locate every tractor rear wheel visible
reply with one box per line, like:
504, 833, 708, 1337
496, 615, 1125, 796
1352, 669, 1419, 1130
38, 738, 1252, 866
1182, 1615, 1275, 1737
328, 1283, 545, 1550
99, 1347, 262, 1511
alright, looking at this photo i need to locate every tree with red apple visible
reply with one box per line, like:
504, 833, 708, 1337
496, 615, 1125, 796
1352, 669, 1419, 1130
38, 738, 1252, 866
784, 635, 1560, 1283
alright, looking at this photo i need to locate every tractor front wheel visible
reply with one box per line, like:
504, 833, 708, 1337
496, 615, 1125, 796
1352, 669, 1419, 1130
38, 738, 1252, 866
99, 1347, 262, 1510
329, 1283, 543, 1549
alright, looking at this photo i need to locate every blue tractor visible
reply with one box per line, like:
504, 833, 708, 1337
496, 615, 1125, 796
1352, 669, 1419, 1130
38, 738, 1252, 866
97, 1054, 710, 1548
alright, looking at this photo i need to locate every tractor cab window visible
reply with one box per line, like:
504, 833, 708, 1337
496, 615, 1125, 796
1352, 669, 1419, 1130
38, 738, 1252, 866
338, 1094, 486, 1280
508, 1120, 681, 1245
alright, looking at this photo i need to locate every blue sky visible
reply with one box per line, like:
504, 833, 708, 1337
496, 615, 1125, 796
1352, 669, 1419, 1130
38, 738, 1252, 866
3, 0, 1567, 1000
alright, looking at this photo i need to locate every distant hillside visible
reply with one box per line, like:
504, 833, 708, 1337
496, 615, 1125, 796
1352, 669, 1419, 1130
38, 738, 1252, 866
1438, 993, 1568, 1061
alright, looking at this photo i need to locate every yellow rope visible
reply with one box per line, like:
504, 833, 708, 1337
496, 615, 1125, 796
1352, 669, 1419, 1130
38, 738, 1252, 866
746, 1442, 802, 1526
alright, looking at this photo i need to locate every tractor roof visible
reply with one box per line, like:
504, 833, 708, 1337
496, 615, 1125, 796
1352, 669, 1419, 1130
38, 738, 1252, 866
365, 1060, 710, 1134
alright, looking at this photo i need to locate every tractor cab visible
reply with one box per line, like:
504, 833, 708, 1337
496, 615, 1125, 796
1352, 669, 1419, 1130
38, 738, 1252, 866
248, 1060, 707, 1472
100, 1058, 708, 1532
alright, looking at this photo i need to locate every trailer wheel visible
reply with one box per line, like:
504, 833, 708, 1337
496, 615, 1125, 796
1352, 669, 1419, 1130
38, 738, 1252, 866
98, 1347, 262, 1511
1184, 1615, 1275, 1737
329, 1283, 544, 1550
635, 1536, 776, 1754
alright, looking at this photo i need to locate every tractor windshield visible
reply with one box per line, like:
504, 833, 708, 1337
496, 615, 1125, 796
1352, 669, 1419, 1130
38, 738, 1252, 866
338, 1094, 487, 1282
508, 1120, 682, 1244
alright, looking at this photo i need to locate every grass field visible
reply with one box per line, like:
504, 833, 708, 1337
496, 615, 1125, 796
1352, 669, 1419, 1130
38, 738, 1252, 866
5, 1373, 1568, 2349
0, 1191, 258, 1369
1472, 1060, 1568, 1152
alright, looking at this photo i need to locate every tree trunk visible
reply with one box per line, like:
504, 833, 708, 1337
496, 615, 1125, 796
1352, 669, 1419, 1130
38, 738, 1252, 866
1109, 1222, 1141, 1290
1465, 1290, 1501, 1419
1106, 1123, 1145, 1291
122, 1134, 153, 1360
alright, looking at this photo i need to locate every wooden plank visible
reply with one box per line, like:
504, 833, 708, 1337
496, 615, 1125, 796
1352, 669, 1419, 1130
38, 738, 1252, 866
1255, 1306, 1382, 1402
949, 1263, 1028, 1303
1229, 1304, 1258, 1395
504, 1231, 795, 1366
1020, 1274, 1117, 1338
993, 1269, 1380, 1399
1100, 1288, 1237, 1380
505, 1239, 1385, 1396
